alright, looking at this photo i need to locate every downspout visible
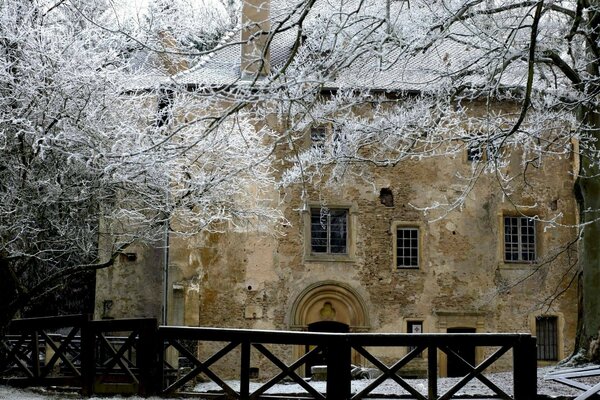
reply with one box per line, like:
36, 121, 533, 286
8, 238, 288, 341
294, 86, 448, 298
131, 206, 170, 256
157, 88, 173, 326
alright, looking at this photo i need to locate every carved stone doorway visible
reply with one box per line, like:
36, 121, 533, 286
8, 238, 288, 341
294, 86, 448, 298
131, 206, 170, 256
305, 320, 350, 377
289, 281, 369, 375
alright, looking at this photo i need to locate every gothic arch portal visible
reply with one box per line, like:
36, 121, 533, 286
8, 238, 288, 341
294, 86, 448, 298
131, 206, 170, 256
289, 281, 370, 331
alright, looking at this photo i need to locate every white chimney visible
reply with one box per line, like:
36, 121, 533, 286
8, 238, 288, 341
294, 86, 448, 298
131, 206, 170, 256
241, 0, 271, 78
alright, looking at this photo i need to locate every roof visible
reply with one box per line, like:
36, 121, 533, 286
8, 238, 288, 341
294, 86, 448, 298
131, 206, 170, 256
170, 0, 551, 94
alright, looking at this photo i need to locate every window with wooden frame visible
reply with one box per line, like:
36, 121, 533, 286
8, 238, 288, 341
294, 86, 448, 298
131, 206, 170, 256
503, 216, 536, 263
536, 316, 558, 361
310, 208, 348, 254
396, 227, 420, 268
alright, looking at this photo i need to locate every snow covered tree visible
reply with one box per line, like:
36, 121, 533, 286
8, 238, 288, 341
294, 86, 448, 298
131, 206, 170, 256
0, 0, 281, 331
174, 0, 599, 361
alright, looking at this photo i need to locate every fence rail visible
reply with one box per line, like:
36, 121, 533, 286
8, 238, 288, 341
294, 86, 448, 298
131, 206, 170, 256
0, 315, 537, 399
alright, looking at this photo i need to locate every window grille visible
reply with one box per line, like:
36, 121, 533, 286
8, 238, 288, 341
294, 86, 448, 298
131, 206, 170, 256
536, 316, 558, 361
311, 208, 348, 254
504, 216, 536, 262
397, 228, 419, 268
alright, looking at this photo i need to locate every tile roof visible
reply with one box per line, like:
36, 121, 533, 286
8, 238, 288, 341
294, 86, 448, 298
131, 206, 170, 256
170, 0, 549, 93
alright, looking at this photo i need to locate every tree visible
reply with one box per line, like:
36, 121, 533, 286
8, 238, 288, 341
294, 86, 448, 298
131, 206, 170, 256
0, 0, 281, 331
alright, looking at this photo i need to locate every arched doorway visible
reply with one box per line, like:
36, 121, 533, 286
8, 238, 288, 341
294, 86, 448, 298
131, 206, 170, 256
305, 320, 350, 377
288, 281, 370, 374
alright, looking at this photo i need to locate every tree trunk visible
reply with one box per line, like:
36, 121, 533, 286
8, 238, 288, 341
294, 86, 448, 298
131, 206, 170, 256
576, 106, 600, 362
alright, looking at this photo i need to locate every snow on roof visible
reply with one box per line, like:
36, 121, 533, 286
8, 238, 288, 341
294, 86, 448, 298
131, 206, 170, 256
168, 0, 551, 94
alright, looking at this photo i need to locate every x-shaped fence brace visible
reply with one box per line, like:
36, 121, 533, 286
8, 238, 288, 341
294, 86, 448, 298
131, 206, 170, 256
0, 334, 38, 377
351, 344, 513, 400
162, 338, 327, 399
0, 327, 82, 380
95, 330, 140, 385
437, 345, 512, 400
40, 329, 81, 378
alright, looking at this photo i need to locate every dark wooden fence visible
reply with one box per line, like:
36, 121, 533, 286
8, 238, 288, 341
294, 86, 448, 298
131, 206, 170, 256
0, 315, 537, 399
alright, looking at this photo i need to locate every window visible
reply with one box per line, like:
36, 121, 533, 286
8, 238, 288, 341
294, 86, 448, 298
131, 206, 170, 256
311, 208, 348, 254
396, 227, 419, 268
407, 321, 423, 354
536, 316, 558, 361
504, 216, 536, 262
310, 127, 326, 148
466, 144, 482, 162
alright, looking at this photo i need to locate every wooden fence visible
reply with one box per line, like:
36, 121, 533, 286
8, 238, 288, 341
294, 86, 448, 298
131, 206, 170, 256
0, 315, 537, 399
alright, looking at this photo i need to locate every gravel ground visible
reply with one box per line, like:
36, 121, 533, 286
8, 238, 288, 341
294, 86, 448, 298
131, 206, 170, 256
0, 366, 596, 399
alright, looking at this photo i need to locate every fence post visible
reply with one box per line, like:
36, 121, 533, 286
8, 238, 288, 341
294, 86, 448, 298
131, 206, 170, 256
240, 339, 251, 400
513, 335, 537, 400
31, 330, 40, 379
80, 318, 95, 396
326, 335, 351, 400
137, 319, 159, 396
428, 344, 438, 400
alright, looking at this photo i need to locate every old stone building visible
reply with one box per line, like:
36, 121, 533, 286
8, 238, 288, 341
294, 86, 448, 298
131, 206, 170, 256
95, 0, 579, 377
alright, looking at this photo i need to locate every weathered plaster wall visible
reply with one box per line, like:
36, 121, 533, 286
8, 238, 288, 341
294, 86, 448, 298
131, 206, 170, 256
95, 102, 579, 378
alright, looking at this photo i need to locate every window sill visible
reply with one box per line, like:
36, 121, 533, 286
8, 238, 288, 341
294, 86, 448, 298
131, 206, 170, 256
498, 262, 538, 270
396, 266, 420, 271
305, 253, 356, 263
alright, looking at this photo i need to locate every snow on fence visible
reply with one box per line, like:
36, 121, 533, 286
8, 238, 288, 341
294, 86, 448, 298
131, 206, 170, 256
0, 315, 537, 399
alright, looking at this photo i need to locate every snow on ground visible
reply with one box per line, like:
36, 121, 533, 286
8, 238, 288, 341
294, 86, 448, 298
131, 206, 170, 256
0, 366, 594, 399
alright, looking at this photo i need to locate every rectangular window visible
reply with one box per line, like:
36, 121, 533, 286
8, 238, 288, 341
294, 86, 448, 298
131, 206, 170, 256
397, 228, 419, 268
311, 208, 348, 254
311, 127, 326, 148
536, 316, 558, 361
407, 321, 423, 354
504, 216, 536, 262
467, 144, 482, 162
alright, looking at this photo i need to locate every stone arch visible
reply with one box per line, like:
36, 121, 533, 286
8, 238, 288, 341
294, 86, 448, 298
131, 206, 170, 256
289, 281, 370, 331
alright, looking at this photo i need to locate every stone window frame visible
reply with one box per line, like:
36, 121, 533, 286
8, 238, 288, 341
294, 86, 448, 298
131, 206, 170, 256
497, 211, 542, 268
405, 319, 426, 358
528, 312, 565, 364
302, 202, 357, 263
391, 221, 425, 271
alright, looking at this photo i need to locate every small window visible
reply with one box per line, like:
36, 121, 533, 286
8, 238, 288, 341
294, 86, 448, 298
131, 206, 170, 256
504, 216, 536, 262
311, 208, 348, 254
311, 127, 326, 148
467, 144, 482, 162
407, 321, 423, 354
397, 227, 419, 268
536, 316, 558, 361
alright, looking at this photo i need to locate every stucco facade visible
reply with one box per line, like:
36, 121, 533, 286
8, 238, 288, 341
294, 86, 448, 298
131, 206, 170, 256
95, 106, 579, 377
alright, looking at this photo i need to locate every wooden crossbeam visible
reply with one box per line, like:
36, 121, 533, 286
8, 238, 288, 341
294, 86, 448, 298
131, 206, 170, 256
96, 332, 139, 384
352, 345, 427, 400
249, 345, 322, 399
546, 367, 600, 400
162, 339, 239, 397
438, 345, 512, 400
0, 338, 34, 378
41, 329, 81, 378
252, 343, 326, 400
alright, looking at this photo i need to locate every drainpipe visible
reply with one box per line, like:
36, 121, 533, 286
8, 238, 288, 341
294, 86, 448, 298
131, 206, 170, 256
157, 88, 173, 326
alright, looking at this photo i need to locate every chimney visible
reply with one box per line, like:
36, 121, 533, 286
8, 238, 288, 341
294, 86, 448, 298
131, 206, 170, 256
241, 0, 271, 78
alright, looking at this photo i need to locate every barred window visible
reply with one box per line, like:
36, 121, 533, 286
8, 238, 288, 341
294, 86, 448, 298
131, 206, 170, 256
504, 216, 536, 262
536, 316, 558, 361
397, 228, 419, 268
311, 208, 348, 254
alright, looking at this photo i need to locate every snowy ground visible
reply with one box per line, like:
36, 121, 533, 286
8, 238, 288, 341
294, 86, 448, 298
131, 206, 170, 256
0, 366, 594, 399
